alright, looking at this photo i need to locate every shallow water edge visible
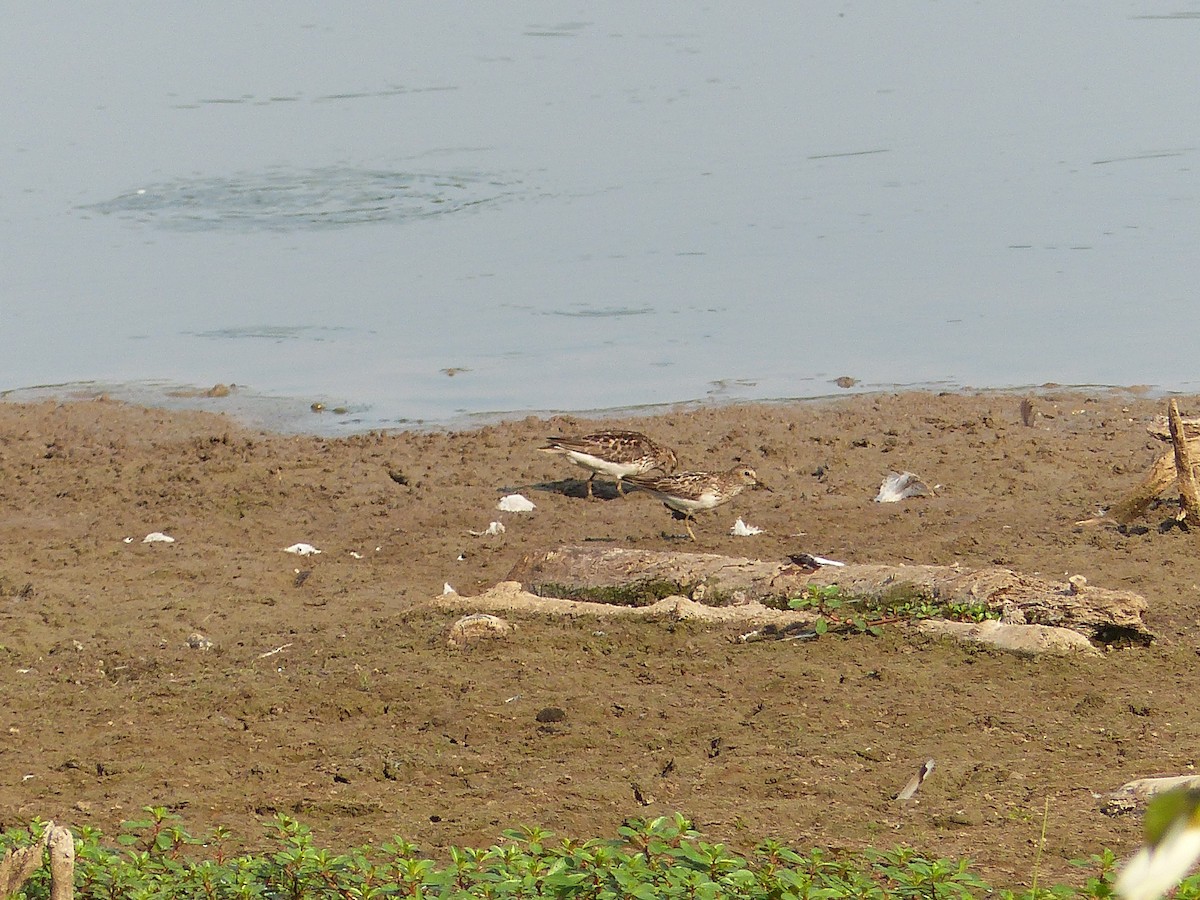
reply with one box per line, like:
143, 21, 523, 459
1, 378, 1168, 437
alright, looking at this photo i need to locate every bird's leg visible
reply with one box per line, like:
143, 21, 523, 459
684, 517, 697, 541
586, 473, 596, 498
616, 478, 626, 497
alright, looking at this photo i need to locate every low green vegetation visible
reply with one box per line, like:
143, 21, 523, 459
0, 807, 1160, 900
787, 585, 998, 636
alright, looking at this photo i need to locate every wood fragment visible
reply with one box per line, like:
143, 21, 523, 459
1169, 399, 1200, 524
1019, 398, 1035, 426
505, 546, 1151, 640
918, 618, 1101, 656
0, 825, 50, 898
1092, 401, 1200, 526
0, 821, 74, 900
1104, 451, 1177, 525
1148, 413, 1200, 443
48, 824, 74, 900
1101, 775, 1200, 817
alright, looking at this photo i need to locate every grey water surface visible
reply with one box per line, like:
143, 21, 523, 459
2, 4, 1198, 432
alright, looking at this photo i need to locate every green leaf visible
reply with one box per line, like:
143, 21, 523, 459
1145, 788, 1200, 846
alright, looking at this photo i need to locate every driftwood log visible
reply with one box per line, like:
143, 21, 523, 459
505, 546, 1151, 642
0, 821, 74, 900
1101, 774, 1200, 817
1104, 401, 1200, 525
1169, 399, 1200, 523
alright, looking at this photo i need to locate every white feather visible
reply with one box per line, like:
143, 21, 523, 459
497, 494, 535, 512
730, 518, 763, 536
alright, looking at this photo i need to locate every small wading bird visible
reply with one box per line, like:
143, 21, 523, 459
625, 466, 771, 540
539, 430, 678, 498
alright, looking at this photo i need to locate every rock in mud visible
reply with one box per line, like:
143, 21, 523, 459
446, 613, 513, 648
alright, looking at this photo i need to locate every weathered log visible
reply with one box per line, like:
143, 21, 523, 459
1101, 403, 1200, 525
1149, 413, 1200, 443
0, 821, 74, 900
436, 583, 1119, 655
505, 546, 1151, 641
0, 825, 50, 899
917, 619, 1100, 656
1169, 399, 1200, 524
1101, 775, 1200, 817
1106, 451, 1177, 524
48, 822, 75, 900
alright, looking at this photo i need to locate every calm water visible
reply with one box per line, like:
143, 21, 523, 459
3, 4, 1198, 432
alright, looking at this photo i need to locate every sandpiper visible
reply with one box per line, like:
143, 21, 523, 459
625, 466, 772, 540
539, 430, 678, 498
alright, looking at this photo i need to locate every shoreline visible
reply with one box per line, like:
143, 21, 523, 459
0, 377, 1166, 437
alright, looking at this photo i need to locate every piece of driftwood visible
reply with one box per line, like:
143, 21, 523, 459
48, 824, 74, 900
1101, 774, 1200, 817
0, 821, 74, 900
0, 827, 49, 899
917, 619, 1100, 656
1101, 402, 1200, 525
435, 581, 809, 626
1104, 452, 1178, 525
1148, 412, 1200, 442
436, 583, 1121, 656
1169, 399, 1200, 523
505, 546, 1151, 641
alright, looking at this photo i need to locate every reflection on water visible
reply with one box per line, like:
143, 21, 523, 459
176, 85, 456, 108
547, 306, 654, 318
83, 167, 518, 232
188, 325, 360, 342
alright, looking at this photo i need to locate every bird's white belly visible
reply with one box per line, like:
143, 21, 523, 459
566, 450, 641, 479
662, 491, 718, 514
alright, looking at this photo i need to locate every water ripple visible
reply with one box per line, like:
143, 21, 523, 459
83, 166, 517, 232
186, 325, 357, 342
545, 306, 654, 318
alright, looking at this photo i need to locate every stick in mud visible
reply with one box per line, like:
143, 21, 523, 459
1169, 398, 1200, 525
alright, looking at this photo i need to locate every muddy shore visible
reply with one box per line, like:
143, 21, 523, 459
1, 389, 1197, 885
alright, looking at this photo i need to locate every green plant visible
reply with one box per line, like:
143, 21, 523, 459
0, 807, 1150, 900
1068, 849, 1118, 900
787, 584, 999, 638
787, 585, 886, 637
869, 847, 989, 900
